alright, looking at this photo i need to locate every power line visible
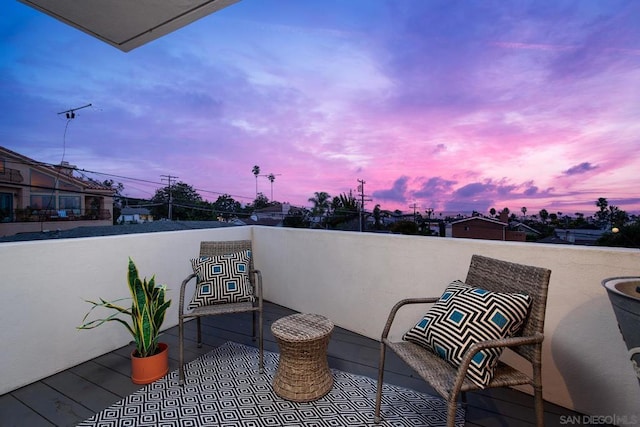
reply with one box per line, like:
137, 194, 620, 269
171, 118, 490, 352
4, 157, 257, 203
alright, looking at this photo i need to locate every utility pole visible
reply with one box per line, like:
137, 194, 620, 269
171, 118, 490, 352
425, 207, 434, 235
161, 174, 178, 220
357, 179, 372, 232
409, 203, 419, 223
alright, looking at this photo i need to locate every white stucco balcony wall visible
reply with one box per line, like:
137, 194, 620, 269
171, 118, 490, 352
1, 225, 638, 420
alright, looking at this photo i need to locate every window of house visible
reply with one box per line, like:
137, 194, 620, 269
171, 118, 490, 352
0, 158, 5, 175
59, 195, 81, 214
30, 170, 55, 190
59, 180, 81, 192
30, 194, 55, 210
0, 192, 12, 222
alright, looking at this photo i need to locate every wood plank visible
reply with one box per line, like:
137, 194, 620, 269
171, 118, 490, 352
41, 370, 120, 413
69, 360, 140, 398
10, 382, 93, 427
0, 393, 54, 427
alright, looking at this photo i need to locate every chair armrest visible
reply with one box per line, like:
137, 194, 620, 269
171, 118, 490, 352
465, 332, 544, 358
251, 269, 263, 303
179, 273, 197, 316
452, 332, 545, 391
381, 297, 439, 340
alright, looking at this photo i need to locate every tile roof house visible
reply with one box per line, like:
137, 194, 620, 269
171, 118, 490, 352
451, 216, 526, 241
0, 146, 115, 237
118, 206, 153, 224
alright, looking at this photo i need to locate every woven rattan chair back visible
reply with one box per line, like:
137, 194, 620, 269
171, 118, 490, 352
465, 254, 551, 363
374, 254, 551, 427
199, 240, 256, 289
178, 240, 264, 385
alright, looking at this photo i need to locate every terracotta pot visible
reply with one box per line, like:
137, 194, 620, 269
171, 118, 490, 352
130, 342, 169, 384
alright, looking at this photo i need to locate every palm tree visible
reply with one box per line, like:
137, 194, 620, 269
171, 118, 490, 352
373, 204, 382, 229
521, 206, 527, 219
308, 191, 331, 228
251, 165, 260, 199
266, 173, 276, 200
539, 209, 549, 224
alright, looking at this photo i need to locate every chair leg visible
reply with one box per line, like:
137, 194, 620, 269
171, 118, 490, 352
534, 384, 544, 427
197, 317, 202, 348
533, 364, 544, 427
373, 342, 386, 424
178, 315, 185, 386
447, 397, 459, 427
258, 310, 264, 374
252, 311, 257, 341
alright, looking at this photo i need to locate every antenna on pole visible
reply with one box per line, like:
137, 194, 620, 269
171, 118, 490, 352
57, 103, 92, 119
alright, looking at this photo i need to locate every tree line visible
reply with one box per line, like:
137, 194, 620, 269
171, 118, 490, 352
107, 180, 639, 248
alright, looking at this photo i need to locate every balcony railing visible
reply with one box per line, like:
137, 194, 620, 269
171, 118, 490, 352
0, 225, 638, 421
1, 208, 111, 223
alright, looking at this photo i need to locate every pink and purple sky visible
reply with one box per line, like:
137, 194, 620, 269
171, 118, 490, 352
1, 1, 639, 216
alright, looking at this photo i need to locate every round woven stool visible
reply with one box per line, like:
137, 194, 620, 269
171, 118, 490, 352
271, 313, 334, 402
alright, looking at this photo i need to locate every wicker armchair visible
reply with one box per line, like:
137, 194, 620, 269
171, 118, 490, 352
178, 240, 264, 385
374, 255, 551, 427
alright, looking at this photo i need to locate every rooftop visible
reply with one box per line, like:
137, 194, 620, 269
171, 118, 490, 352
1, 302, 591, 426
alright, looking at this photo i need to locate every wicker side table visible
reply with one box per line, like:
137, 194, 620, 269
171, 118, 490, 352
271, 313, 334, 402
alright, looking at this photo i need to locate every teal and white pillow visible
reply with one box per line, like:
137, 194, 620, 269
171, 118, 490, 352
189, 250, 254, 309
403, 280, 531, 388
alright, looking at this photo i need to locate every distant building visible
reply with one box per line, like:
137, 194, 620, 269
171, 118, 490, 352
552, 228, 607, 245
0, 146, 115, 237
510, 221, 542, 239
451, 216, 526, 242
118, 207, 153, 224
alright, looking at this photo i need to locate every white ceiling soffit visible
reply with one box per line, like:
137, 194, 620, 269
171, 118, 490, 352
18, 0, 241, 52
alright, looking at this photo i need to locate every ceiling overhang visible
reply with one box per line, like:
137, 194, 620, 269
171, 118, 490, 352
18, 0, 240, 52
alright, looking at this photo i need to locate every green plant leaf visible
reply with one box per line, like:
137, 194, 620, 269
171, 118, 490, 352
79, 258, 171, 358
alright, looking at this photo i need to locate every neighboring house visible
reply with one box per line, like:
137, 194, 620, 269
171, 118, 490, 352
451, 216, 526, 242
552, 228, 607, 245
253, 203, 291, 221
509, 221, 542, 239
0, 146, 115, 237
118, 207, 153, 224
237, 203, 293, 227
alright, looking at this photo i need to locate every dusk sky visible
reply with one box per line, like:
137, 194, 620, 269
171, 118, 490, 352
2, 0, 639, 216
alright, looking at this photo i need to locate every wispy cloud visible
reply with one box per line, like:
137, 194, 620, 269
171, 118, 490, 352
563, 162, 599, 176
1, 0, 639, 214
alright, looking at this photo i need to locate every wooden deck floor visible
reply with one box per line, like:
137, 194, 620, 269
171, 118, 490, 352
1, 302, 595, 427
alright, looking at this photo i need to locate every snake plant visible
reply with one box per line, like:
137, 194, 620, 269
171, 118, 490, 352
78, 258, 171, 357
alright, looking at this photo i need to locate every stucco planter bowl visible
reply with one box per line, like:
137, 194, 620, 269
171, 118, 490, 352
602, 277, 640, 387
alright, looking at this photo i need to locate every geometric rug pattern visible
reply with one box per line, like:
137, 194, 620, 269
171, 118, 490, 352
78, 341, 464, 426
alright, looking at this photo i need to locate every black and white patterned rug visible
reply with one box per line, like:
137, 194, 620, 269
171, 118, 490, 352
78, 342, 464, 426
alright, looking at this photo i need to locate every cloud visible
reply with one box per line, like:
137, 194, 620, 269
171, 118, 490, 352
453, 182, 495, 198
413, 177, 457, 199
563, 162, 598, 175
372, 176, 409, 203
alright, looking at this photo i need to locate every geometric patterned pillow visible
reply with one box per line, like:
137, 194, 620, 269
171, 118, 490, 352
403, 280, 531, 388
188, 250, 254, 309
